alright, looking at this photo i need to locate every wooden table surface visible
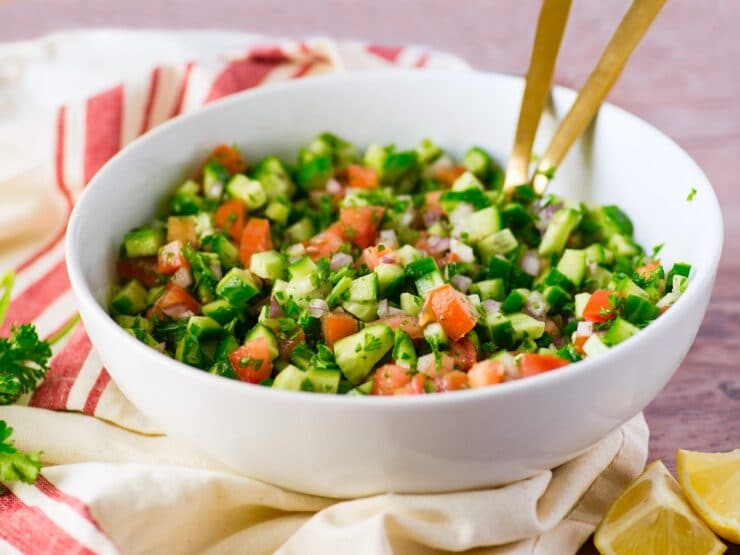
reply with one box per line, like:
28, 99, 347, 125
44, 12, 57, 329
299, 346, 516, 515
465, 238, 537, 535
1, 0, 738, 552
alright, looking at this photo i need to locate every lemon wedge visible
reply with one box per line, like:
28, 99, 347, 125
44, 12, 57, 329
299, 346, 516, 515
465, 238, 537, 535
677, 449, 740, 544
594, 460, 726, 555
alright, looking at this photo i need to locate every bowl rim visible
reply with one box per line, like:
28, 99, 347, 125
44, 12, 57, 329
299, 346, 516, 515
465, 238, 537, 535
65, 69, 724, 408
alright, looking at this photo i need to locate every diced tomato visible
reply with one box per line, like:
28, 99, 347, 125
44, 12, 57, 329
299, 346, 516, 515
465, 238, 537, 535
305, 223, 345, 261
449, 338, 477, 371
277, 328, 305, 362
229, 337, 272, 384
573, 334, 589, 354
372, 315, 424, 340
583, 290, 616, 324
518, 353, 569, 378
467, 360, 505, 388
148, 281, 200, 319
157, 240, 189, 274
417, 352, 455, 378
435, 370, 469, 392
362, 244, 399, 270
372, 363, 412, 395
434, 164, 466, 186
214, 199, 246, 241
635, 260, 661, 279
116, 256, 160, 288
339, 206, 385, 249
321, 312, 359, 348
394, 373, 427, 395
423, 284, 479, 341
167, 216, 199, 246
210, 144, 246, 175
240, 218, 273, 267
346, 164, 379, 189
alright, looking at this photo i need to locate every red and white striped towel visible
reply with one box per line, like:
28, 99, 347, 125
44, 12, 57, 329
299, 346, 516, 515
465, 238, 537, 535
0, 30, 648, 555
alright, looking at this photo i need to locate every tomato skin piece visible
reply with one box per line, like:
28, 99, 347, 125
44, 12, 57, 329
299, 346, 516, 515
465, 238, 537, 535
394, 373, 427, 395
467, 360, 505, 388
372, 364, 412, 395
573, 334, 589, 355
424, 284, 479, 341
148, 281, 200, 319
240, 218, 273, 267
583, 290, 616, 324
305, 223, 345, 261
339, 206, 385, 249
214, 199, 246, 241
346, 164, 379, 189
157, 240, 189, 275
434, 165, 466, 187
321, 312, 359, 348
117, 256, 161, 288
362, 245, 398, 270
229, 337, 273, 384
436, 370, 469, 392
372, 315, 424, 340
518, 353, 569, 378
449, 338, 477, 371
210, 144, 246, 175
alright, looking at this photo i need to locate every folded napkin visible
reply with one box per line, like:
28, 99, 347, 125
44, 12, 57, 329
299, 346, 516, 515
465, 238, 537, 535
0, 30, 649, 555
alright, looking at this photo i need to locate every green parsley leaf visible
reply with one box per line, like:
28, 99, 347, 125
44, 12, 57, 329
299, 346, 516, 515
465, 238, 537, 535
0, 324, 52, 405
686, 187, 697, 202
0, 420, 41, 484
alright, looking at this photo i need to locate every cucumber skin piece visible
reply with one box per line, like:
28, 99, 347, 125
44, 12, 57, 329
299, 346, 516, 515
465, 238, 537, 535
111, 280, 148, 315
306, 368, 341, 394
333, 324, 394, 385
186, 316, 223, 339
250, 250, 287, 281
538, 208, 581, 256
216, 268, 261, 306
556, 249, 587, 287
603, 317, 640, 346
124, 228, 164, 258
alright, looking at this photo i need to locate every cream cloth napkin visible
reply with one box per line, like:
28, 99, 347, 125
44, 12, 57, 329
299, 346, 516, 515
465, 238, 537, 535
0, 30, 649, 555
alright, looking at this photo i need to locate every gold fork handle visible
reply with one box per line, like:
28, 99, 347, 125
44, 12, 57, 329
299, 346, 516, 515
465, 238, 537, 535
534, 0, 667, 194
504, 0, 572, 191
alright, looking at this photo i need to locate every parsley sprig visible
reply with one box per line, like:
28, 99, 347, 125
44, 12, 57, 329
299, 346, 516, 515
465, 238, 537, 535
0, 420, 41, 484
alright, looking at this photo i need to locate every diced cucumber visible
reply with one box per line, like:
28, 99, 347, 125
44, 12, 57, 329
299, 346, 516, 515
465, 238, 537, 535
453, 206, 501, 242
333, 324, 394, 384
593, 205, 634, 240
382, 150, 419, 191
405, 256, 438, 279
612, 276, 649, 300
557, 249, 587, 286
288, 256, 317, 281
462, 146, 494, 179
415, 271, 445, 297
543, 285, 571, 312
226, 174, 267, 210
375, 263, 405, 297
470, 278, 506, 301
415, 138, 442, 165
667, 262, 692, 291
586, 266, 613, 290
400, 292, 423, 316
250, 250, 286, 281
124, 228, 164, 258
603, 317, 640, 346
538, 208, 581, 256
264, 200, 290, 225
186, 316, 223, 339
363, 144, 391, 172
297, 154, 333, 190
207, 233, 239, 269
245, 324, 279, 360
111, 280, 148, 315
202, 160, 229, 200
392, 329, 417, 369
583, 334, 610, 357
608, 233, 640, 257
348, 273, 379, 302
286, 274, 319, 302
508, 312, 545, 340
306, 368, 341, 394
574, 292, 592, 320
170, 180, 203, 215
585, 244, 607, 266
216, 268, 261, 306
273, 364, 307, 391
395, 244, 423, 267
502, 202, 533, 227
476, 228, 518, 261
290, 344, 313, 370
326, 276, 353, 308
202, 299, 238, 325
623, 294, 660, 326
175, 333, 202, 367
285, 218, 315, 243
501, 289, 528, 314
346, 380, 374, 396
424, 322, 449, 349
115, 314, 153, 332
451, 171, 484, 192
253, 155, 296, 200
341, 300, 379, 322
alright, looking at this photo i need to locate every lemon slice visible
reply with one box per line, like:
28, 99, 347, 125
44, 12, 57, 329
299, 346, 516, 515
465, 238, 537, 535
594, 460, 726, 555
677, 449, 740, 544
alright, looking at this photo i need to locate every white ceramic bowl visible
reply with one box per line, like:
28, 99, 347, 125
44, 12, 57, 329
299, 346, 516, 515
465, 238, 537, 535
66, 71, 722, 497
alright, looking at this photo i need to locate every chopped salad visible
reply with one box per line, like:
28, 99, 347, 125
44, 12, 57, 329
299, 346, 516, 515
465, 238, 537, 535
111, 134, 691, 396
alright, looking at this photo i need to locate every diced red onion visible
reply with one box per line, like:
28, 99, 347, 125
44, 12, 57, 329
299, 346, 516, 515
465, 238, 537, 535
417, 352, 455, 377
307, 298, 329, 318
380, 255, 396, 264
423, 210, 440, 227
162, 305, 195, 320
376, 299, 390, 318
500, 353, 518, 379
482, 300, 502, 316
520, 250, 541, 276
545, 318, 561, 339
172, 267, 193, 289
426, 235, 451, 253
524, 291, 548, 319
330, 252, 353, 270
535, 201, 564, 231
451, 274, 472, 293
286, 243, 306, 261
269, 296, 285, 318
379, 229, 398, 248
400, 210, 415, 227
576, 321, 594, 337
449, 203, 473, 227
326, 178, 342, 194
